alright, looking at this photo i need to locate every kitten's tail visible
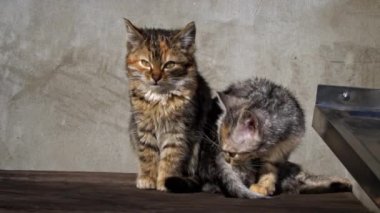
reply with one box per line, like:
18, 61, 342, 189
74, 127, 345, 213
279, 161, 352, 194
165, 176, 203, 193
297, 172, 352, 194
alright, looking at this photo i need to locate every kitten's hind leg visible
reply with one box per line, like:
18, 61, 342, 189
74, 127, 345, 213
250, 163, 277, 196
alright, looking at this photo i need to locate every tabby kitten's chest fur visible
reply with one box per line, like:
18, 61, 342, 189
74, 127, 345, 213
125, 19, 212, 191
131, 92, 190, 137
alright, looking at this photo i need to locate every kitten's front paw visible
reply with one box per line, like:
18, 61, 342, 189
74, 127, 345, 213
250, 183, 275, 196
156, 179, 167, 191
136, 176, 156, 190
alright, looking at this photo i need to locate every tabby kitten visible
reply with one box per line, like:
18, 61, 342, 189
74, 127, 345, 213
217, 77, 305, 196
124, 19, 212, 191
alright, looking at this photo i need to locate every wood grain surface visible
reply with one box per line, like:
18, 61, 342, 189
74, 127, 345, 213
0, 170, 368, 213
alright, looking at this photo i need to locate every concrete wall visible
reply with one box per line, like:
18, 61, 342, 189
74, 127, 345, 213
1, 0, 379, 209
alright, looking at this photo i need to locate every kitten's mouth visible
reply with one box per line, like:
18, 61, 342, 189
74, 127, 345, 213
149, 82, 162, 87
149, 84, 160, 88
148, 81, 175, 89
222, 150, 252, 158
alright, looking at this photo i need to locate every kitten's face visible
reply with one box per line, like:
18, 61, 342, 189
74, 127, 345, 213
124, 19, 196, 95
217, 93, 263, 163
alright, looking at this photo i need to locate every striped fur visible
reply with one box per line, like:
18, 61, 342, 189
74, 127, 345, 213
217, 78, 305, 195
218, 78, 351, 195
165, 98, 266, 199
124, 19, 212, 191
166, 79, 351, 197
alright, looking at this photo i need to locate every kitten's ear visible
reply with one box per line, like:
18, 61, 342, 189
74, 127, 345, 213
172, 21, 196, 52
238, 110, 262, 142
216, 92, 246, 110
124, 18, 144, 51
240, 110, 259, 130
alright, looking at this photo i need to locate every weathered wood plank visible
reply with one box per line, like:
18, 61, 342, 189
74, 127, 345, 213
0, 170, 368, 213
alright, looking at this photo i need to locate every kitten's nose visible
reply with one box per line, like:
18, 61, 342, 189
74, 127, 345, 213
152, 73, 162, 83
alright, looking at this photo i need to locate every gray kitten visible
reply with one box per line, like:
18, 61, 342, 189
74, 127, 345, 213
166, 78, 351, 196
218, 77, 351, 195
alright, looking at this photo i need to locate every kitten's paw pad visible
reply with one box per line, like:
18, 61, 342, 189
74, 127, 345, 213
136, 177, 156, 190
250, 184, 275, 196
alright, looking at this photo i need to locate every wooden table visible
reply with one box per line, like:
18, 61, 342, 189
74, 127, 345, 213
0, 170, 368, 212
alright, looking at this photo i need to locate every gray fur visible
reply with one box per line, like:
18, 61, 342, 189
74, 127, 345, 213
217, 78, 351, 195
166, 78, 351, 196
165, 98, 266, 199
218, 77, 305, 155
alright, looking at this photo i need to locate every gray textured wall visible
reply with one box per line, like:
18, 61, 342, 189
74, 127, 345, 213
1, 0, 379, 206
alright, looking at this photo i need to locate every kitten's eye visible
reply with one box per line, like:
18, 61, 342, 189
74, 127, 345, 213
164, 61, 175, 69
140, 59, 150, 68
